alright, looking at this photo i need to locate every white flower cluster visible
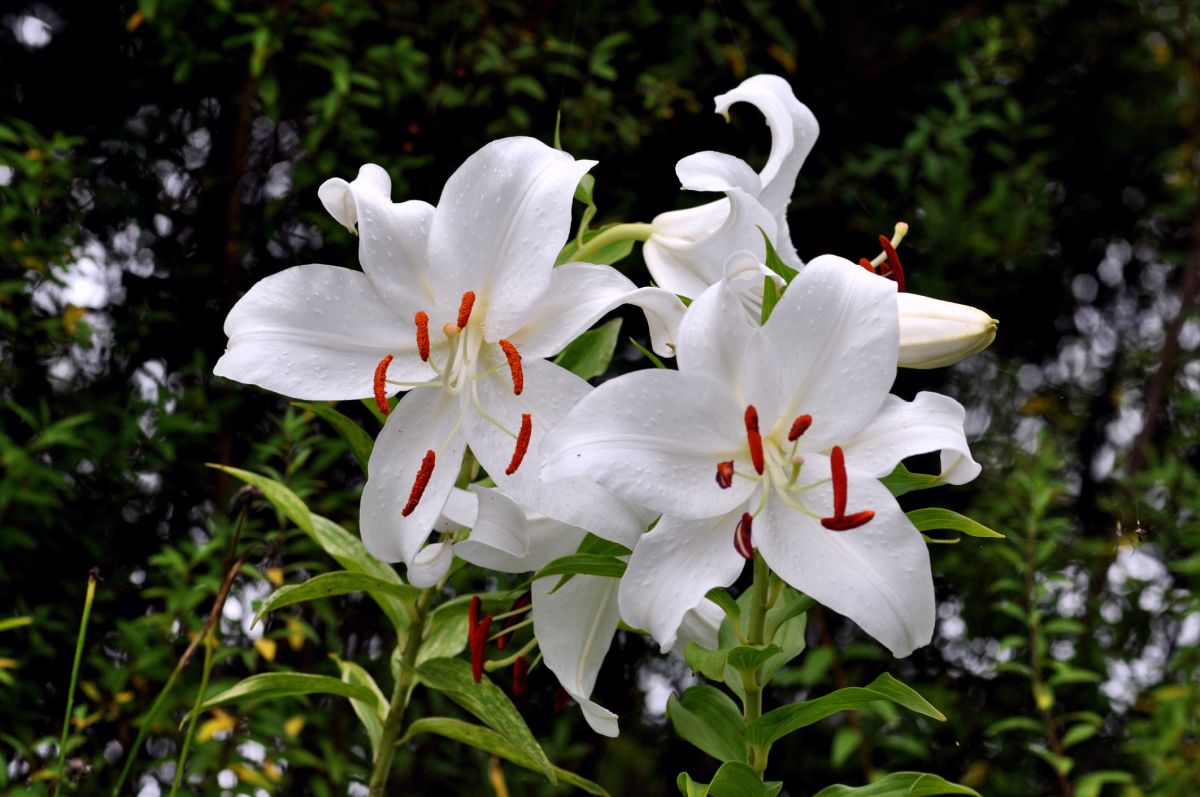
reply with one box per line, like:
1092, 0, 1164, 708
215, 76, 997, 736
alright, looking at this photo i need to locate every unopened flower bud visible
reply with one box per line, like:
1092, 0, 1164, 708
897, 292, 997, 369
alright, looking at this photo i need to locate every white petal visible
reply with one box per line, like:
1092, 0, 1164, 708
319, 164, 436, 313
644, 188, 778, 299
468, 358, 650, 546
506, 262, 685, 360
676, 279, 756, 395
532, 574, 622, 737
671, 598, 725, 656
714, 75, 819, 265
745, 255, 898, 448
721, 249, 785, 324
897, 292, 998, 369
426, 138, 596, 340
407, 542, 453, 587
540, 369, 756, 520
214, 264, 431, 399
359, 389, 466, 567
842, 392, 982, 485
618, 508, 748, 650
453, 486, 587, 573
756, 462, 935, 658
676, 151, 762, 195
435, 487, 479, 532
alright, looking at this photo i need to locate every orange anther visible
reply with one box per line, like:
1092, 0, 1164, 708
401, 450, 436, 517
505, 413, 533, 475
373, 354, 393, 415
456, 291, 476, 328
414, 311, 430, 361
498, 339, 523, 395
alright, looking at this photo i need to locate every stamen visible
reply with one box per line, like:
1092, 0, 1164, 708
498, 339, 524, 395
512, 655, 528, 697
822, 510, 875, 531
496, 593, 532, 651
414, 311, 431, 361
734, 512, 754, 559
878, 235, 906, 292
857, 257, 876, 274
469, 594, 480, 631
469, 612, 493, 683
373, 354, 393, 415
456, 291, 476, 328
715, 460, 734, 489
744, 405, 765, 475
505, 413, 533, 475
788, 414, 813, 441
401, 450, 436, 517
829, 445, 847, 519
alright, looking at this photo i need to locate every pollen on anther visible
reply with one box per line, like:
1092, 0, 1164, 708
878, 235, 906, 292
457, 291, 476, 328
373, 354, 393, 415
715, 460, 734, 489
829, 445, 848, 519
505, 413, 533, 475
498, 339, 524, 395
401, 449, 436, 517
734, 512, 754, 559
414, 311, 431, 361
788, 414, 813, 441
744, 405, 764, 475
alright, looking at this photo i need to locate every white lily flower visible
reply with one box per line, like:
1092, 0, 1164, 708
542, 256, 981, 657
214, 137, 685, 583
451, 486, 718, 737
643, 75, 818, 296
897, 292, 999, 369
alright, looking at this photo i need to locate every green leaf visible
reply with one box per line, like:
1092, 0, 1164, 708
667, 685, 747, 764
293, 401, 375, 474
334, 658, 388, 759
705, 588, 741, 628
906, 508, 1004, 539
0, 617, 32, 633
745, 673, 945, 748
1074, 771, 1135, 797
414, 657, 555, 782
986, 716, 1043, 736
417, 593, 510, 665
812, 772, 981, 797
1060, 723, 1098, 748
683, 643, 780, 701
577, 533, 633, 558
880, 464, 943, 497
254, 572, 420, 626
758, 227, 798, 282
533, 553, 628, 593
761, 276, 779, 324
677, 762, 784, 797
556, 223, 635, 266
629, 337, 666, 368
759, 589, 810, 683
554, 318, 623, 381
402, 717, 608, 795
186, 673, 376, 720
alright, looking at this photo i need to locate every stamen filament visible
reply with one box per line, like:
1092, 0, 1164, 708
744, 405, 765, 475
414, 311, 431, 361
498, 339, 524, 395
401, 449, 436, 517
505, 413, 533, 475
373, 354, 393, 415
489, 616, 532, 643
456, 291, 476, 329
470, 381, 517, 440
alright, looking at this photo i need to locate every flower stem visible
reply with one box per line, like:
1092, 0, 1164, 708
52, 569, 97, 796
368, 585, 438, 794
570, 222, 653, 263
169, 631, 215, 797
743, 552, 771, 775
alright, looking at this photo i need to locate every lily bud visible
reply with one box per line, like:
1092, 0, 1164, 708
897, 292, 998, 369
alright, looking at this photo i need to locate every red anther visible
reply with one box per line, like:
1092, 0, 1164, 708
553, 685, 571, 712
414, 311, 431, 361
788, 414, 813, 441
715, 460, 734, 489
744, 405, 764, 475
878, 235, 906, 292
829, 445, 848, 519
456, 291, 476, 328
512, 655, 528, 697
401, 449, 436, 517
505, 413, 533, 475
857, 257, 876, 274
496, 593, 532, 650
373, 354, 393, 415
734, 512, 754, 559
498, 339, 524, 395
469, 613, 493, 683
821, 510, 875, 531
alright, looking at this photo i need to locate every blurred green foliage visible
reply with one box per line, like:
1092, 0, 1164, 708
2, 0, 1198, 795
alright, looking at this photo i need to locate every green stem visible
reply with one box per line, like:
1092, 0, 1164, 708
53, 570, 98, 796
571, 222, 652, 263
368, 585, 438, 794
743, 552, 771, 775
169, 632, 216, 797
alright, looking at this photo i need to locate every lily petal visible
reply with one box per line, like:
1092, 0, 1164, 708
453, 486, 587, 573
745, 255, 897, 448
532, 573, 622, 737
506, 262, 685, 359
540, 369, 755, 520
214, 264, 431, 399
676, 279, 756, 396
897, 292, 998, 369
426, 137, 596, 340
618, 507, 749, 650
672, 598, 725, 655
755, 460, 935, 658
359, 389, 466, 567
408, 541, 453, 588
714, 75, 819, 266
318, 165, 436, 312
842, 392, 982, 485
675, 151, 762, 195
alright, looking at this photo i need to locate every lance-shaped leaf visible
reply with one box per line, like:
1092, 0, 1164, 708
293, 401, 375, 474
880, 464, 943, 497
334, 658, 388, 759
745, 673, 945, 748
414, 657, 554, 781
667, 685, 747, 764
533, 553, 628, 594
677, 762, 784, 797
401, 717, 608, 795
812, 772, 981, 797
185, 673, 376, 721
906, 508, 1003, 539
553, 318, 623, 381
254, 572, 421, 626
